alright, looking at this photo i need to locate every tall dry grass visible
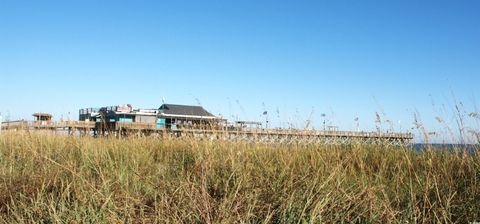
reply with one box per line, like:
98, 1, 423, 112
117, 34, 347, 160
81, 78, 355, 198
0, 131, 478, 223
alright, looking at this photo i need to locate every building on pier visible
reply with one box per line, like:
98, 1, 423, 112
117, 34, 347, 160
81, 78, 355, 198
79, 103, 223, 131
157, 104, 221, 129
80, 105, 159, 123
79, 108, 100, 122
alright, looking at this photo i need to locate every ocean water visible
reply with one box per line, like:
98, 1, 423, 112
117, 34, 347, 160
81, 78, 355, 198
411, 144, 478, 154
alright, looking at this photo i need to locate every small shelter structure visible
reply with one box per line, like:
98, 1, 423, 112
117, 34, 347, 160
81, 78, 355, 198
32, 113, 52, 121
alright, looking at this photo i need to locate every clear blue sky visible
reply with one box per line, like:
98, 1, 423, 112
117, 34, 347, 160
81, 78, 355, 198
1, 1, 479, 142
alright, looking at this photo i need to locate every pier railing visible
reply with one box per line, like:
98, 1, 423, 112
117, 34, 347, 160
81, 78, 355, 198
1, 120, 414, 140
175, 128, 414, 139
1, 120, 96, 130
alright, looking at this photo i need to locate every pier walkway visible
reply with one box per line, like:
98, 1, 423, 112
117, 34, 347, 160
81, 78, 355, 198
1, 120, 414, 145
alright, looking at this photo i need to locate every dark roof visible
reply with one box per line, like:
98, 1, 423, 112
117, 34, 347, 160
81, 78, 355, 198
158, 104, 216, 117
32, 113, 52, 118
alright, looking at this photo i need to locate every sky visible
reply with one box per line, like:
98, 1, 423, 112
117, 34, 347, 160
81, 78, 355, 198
0, 0, 479, 142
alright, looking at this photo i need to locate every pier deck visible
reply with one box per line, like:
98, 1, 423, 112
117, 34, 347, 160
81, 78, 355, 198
1, 120, 414, 144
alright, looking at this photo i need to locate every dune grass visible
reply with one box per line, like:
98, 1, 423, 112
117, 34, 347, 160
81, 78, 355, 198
0, 131, 478, 223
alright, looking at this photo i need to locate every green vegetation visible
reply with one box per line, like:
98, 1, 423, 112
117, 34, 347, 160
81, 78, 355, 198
0, 131, 479, 223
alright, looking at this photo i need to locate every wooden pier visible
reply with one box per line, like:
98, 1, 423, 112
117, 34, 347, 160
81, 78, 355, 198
1, 120, 414, 145
1, 120, 95, 135
170, 128, 414, 145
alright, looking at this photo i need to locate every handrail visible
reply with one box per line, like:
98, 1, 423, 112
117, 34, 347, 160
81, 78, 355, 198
0, 120, 414, 139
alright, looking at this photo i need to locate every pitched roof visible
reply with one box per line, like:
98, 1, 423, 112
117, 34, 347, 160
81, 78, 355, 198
32, 113, 52, 118
158, 104, 216, 118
